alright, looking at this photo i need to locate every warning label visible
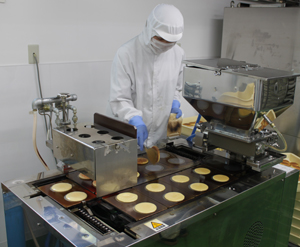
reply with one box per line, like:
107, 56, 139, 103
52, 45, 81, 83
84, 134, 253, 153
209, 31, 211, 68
144, 219, 168, 232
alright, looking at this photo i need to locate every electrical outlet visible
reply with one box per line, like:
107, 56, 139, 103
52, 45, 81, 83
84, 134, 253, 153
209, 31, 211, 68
28, 44, 39, 64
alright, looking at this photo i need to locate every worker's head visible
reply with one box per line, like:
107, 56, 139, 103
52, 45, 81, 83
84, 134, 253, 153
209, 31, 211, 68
151, 4, 184, 42
142, 4, 184, 53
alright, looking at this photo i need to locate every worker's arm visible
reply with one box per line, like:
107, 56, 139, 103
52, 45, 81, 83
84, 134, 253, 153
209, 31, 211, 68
171, 51, 185, 118
109, 50, 142, 122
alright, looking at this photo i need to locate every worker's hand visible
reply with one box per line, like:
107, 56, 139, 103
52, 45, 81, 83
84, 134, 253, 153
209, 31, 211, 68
171, 100, 182, 119
129, 116, 148, 151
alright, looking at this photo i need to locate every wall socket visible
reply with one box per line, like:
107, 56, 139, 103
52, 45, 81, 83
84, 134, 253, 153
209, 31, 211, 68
28, 44, 39, 64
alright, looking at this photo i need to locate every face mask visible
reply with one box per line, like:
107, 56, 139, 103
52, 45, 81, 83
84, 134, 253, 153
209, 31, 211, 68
150, 38, 176, 54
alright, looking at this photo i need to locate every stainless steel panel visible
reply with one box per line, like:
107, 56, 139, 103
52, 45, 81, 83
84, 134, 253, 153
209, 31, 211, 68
183, 59, 299, 133
53, 123, 137, 197
183, 65, 257, 109
221, 7, 300, 154
2, 164, 298, 247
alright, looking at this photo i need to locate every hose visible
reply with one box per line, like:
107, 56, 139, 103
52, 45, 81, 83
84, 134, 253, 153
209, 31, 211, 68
263, 114, 287, 152
265, 125, 288, 152
33, 53, 49, 136
32, 110, 50, 171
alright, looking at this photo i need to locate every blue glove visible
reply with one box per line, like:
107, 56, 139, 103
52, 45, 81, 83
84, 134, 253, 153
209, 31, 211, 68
171, 100, 182, 119
129, 116, 148, 151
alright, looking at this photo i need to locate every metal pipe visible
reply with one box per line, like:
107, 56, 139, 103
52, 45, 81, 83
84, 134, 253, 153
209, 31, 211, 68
32, 94, 77, 110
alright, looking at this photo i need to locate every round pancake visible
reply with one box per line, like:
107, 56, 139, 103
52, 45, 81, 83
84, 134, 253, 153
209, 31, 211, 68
134, 202, 157, 214
65, 191, 87, 202
171, 175, 190, 183
213, 174, 229, 182
50, 182, 72, 192
78, 173, 91, 180
164, 192, 185, 202
137, 157, 149, 165
190, 183, 209, 192
137, 172, 140, 178
291, 162, 300, 169
145, 183, 166, 192
92, 180, 96, 187
116, 192, 138, 203
194, 167, 211, 175
168, 158, 185, 165
281, 159, 290, 166
146, 146, 160, 164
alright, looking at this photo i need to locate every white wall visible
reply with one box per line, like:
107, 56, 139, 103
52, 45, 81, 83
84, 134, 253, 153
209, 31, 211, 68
0, 0, 232, 246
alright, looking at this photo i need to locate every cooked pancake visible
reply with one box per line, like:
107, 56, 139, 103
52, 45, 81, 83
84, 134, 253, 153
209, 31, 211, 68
190, 183, 209, 192
171, 175, 190, 183
137, 157, 149, 165
145, 183, 166, 192
92, 180, 96, 187
146, 146, 160, 164
134, 202, 157, 214
116, 192, 138, 203
164, 192, 185, 202
50, 182, 72, 192
213, 174, 229, 182
78, 173, 91, 180
194, 167, 211, 175
281, 159, 290, 167
137, 172, 140, 178
65, 191, 87, 202
291, 162, 300, 169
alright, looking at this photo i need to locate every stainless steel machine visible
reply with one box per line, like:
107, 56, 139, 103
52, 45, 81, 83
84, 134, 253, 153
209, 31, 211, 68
2, 59, 300, 247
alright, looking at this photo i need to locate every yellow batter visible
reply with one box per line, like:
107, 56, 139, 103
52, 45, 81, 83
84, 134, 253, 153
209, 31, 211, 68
171, 175, 190, 183
134, 202, 157, 214
145, 183, 166, 192
164, 192, 185, 202
190, 183, 209, 192
65, 191, 87, 202
50, 182, 72, 192
213, 174, 229, 182
194, 167, 211, 175
116, 192, 138, 203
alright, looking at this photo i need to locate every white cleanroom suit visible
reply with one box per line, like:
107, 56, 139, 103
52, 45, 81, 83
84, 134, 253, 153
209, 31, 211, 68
108, 4, 185, 148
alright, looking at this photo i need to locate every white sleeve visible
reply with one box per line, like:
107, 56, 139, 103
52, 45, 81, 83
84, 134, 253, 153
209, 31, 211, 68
173, 50, 185, 103
109, 50, 142, 122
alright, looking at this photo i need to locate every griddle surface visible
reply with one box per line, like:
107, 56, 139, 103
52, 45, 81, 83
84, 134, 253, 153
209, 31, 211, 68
102, 188, 167, 221
67, 170, 96, 194
38, 178, 96, 208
